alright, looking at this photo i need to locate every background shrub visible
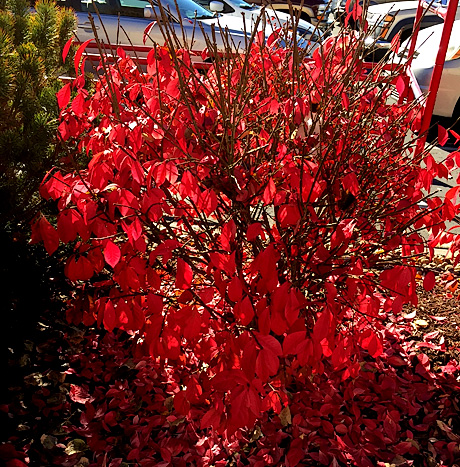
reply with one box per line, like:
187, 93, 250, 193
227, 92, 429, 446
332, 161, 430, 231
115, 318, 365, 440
0, 0, 75, 229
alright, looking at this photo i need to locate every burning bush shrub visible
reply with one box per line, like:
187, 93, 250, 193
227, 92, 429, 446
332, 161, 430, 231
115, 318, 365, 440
33, 23, 458, 452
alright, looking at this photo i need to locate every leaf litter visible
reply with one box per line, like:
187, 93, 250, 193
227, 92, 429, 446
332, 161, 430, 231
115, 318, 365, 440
1, 285, 460, 467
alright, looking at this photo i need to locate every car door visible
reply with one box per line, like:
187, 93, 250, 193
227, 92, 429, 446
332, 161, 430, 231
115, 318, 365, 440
73, 0, 172, 51
64, 0, 249, 70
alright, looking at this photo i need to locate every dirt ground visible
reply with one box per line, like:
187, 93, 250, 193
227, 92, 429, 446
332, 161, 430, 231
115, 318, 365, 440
411, 285, 460, 371
1, 258, 460, 466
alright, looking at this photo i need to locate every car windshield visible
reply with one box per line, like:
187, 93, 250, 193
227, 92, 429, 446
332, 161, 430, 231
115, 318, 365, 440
157, 0, 214, 19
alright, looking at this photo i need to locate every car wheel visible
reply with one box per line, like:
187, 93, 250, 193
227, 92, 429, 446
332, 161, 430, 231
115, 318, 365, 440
427, 113, 460, 148
399, 28, 412, 43
270, 7, 311, 23
299, 12, 312, 22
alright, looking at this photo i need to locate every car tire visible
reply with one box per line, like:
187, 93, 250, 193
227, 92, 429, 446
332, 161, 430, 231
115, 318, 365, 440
427, 114, 460, 148
399, 28, 412, 43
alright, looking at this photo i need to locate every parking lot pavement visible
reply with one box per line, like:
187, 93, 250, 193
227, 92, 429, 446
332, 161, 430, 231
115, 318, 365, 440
422, 142, 460, 253
429, 143, 459, 197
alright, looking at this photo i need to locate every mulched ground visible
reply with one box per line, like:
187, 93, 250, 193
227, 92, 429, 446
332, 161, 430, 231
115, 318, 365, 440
1, 256, 460, 467
410, 286, 460, 371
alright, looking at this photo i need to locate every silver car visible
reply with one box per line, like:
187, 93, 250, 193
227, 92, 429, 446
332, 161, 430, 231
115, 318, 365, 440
64, 0, 251, 67
398, 19, 460, 120
64, 0, 316, 68
193, 0, 321, 40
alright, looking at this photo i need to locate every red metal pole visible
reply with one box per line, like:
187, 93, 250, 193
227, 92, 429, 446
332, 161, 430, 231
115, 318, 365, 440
414, 0, 459, 156
407, 2, 426, 64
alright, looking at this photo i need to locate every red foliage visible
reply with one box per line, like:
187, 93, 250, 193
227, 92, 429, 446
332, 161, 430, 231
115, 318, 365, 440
30, 28, 460, 463
8, 324, 459, 467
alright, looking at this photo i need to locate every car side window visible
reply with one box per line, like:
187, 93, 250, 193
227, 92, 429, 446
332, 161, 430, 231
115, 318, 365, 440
57, 0, 83, 11
81, 0, 115, 14
119, 0, 172, 18
217, 1, 235, 13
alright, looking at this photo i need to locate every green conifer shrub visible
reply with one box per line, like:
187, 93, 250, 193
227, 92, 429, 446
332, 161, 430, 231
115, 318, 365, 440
0, 0, 75, 229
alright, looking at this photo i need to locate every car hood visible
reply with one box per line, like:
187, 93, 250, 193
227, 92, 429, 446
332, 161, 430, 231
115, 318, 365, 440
199, 10, 317, 36
402, 19, 460, 66
367, 0, 418, 16
199, 14, 258, 31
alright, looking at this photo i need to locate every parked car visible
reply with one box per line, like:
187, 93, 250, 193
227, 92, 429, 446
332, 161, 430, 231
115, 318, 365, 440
334, 0, 408, 25
397, 19, 460, 120
60, 0, 249, 67
250, 0, 330, 26
62, 0, 319, 69
192, 0, 322, 40
364, 0, 460, 61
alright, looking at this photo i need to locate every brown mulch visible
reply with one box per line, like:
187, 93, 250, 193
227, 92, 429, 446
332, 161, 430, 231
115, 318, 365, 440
1, 256, 460, 466
411, 285, 460, 371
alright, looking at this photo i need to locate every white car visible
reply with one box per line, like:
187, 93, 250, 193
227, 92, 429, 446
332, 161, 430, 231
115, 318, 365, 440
397, 20, 460, 119
65, 0, 318, 69
70, 0, 247, 62
364, 1, 460, 60
193, 0, 321, 40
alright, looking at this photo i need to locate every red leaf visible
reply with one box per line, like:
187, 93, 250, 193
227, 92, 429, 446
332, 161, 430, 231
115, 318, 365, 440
104, 240, 121, 268
438, 124, 449, 146
219, 220, 236, 251
74, 39, 93, 76
446, 185, 460, 202
65, 255, 94, 282
62, 36, 73, 63
176, 258, 193, 289
234, 296, 254, 326
277, 204, 301, 227
256, 333, 282, 356
256, 348, 279, 381
387, 355, 406, 366
396, 76, 407, 98
450, 128, 460, 144
183, 308, 202, 341
423, 271, 436, 291
269, 99, 280, 114
38, 217, 59, 255
161, 329, 181, 359
247, 223, 263, 241
198, 189, 218, 215
69, 384, 94, 404
6, 459, 28, 467
283, 331, 306, 356
160, 447, 172, 463
383, 414, 398, 441
227, 276, 243, 302
174, 391, 190, 415
263, 178, 276, 205
443, 198, 457, 221
179, 171, 199, 198
360, 329, 383, 358
286, 447, 304, 467
143, 21, 157, 45
201, 407, 222, 430
341, 92, 349, 110
116, 46, 126, 59
313, 308, 333, 344
390, 31, 401, 52
342, 172, 359, 196
71, 92, 85, 117
56, 82, 71, 109
210, 252, 236, 276
57, 209, 82, 243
